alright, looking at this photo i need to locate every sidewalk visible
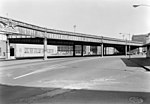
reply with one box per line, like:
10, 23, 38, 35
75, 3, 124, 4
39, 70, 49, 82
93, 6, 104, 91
1, 84, 150, 104
130, 56, 150, 71
0, 58, 46, 67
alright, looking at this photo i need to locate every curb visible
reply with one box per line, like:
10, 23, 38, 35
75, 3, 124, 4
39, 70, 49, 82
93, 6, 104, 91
130, 59, 150, 71
142, 66, 150, 71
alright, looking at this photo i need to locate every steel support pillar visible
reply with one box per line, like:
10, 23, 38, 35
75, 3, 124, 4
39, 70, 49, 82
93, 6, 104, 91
125, 45, 127, 56
101, 43, 103, 57
43, 37, 47, 60
129, 45, 131, 59
81, 45, 84, 56
6, 34, 10, 60
73, 45, 75, 57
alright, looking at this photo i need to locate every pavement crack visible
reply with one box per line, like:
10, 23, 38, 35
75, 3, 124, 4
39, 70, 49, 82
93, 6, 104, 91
14, 88, 72, 103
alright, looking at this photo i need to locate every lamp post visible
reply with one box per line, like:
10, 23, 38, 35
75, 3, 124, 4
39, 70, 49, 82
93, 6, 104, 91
133, 4, 150, 8
43, 28, 47, 60
133, 4, 150, 58
101, 36, 103, 57
119, 33, 131, 59
73, 25, 76, 33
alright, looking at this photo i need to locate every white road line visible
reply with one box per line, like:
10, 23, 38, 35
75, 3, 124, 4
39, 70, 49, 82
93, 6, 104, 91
13, 57, 99, 79
13, 65, 64, 79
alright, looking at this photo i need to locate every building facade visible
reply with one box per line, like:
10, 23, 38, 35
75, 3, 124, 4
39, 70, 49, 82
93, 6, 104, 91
132, 34, 147, 44
0, 34, 7, 59
132, 34, 147, 54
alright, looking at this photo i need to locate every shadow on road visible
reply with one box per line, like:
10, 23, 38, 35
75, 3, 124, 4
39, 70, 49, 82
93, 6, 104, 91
121, 58, 140, 67
130, 57, 150, 66
0, 84, 150, 104
121, 57, 150, 68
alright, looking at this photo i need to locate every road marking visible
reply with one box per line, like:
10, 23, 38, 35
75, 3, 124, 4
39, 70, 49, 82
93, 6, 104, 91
13, 65, 65, 79
129, 97, 144, 104
13, 57, 98, 79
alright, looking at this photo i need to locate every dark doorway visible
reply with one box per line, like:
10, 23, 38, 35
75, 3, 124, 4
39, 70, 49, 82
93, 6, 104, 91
10, 48, 14, 56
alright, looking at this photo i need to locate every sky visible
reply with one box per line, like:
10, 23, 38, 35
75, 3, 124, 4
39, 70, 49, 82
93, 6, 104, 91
0, 0, 150, 39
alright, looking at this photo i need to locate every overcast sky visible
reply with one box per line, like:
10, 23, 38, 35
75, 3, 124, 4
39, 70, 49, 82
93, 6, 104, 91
0, 0, 150, 39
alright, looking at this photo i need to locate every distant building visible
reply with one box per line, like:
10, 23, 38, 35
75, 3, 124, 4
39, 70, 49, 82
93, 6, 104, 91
146, 33, 150, 44
145, 33, 150, 58
132, 34, 148, 54
132, 34, 147, 44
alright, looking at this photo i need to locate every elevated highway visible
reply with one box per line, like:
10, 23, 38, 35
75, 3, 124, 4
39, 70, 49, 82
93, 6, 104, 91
0, 16, 143, 59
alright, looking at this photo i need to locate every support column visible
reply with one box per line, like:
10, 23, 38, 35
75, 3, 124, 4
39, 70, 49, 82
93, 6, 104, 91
125, 39, 128, 56
101, 43, 103, 57
81, 45, 84, 56
104, 47, 107, 55
125, 45, 127, 56
128, 45, 131, 59
43, 37, 47, 60
6, 34, 10, 60
73, 45, 75, 57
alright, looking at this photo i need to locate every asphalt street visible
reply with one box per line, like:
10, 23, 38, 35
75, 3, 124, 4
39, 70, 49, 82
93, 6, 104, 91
0, 56, 150, 91
0, 56, 150, 104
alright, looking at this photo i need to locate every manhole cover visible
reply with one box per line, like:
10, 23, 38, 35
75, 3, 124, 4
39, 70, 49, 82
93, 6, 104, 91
129, 97, 144, 104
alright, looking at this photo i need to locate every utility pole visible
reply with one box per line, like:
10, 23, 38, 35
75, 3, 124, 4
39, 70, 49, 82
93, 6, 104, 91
73, 25, 76, 33
119, 33, 131, 58
43, 28, 47, 60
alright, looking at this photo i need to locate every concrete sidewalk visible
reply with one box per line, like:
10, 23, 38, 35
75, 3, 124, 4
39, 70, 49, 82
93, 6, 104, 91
1, 84, 150, 104
130, 56, 150, 71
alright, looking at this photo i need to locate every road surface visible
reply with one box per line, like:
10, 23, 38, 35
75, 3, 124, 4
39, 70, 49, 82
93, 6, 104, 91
0, 56, 150, 104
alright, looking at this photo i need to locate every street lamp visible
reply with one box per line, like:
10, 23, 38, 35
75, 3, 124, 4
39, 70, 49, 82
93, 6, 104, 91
133, 4, 150, 8
73, 25, 76, 33
133, 4, 150, 58
119, 33, 131, 59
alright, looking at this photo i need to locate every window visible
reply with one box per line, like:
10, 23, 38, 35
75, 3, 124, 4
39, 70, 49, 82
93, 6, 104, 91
24, 48, 30, 53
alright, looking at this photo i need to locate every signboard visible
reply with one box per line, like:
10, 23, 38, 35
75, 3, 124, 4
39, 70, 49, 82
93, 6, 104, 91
0, 21, 19, 34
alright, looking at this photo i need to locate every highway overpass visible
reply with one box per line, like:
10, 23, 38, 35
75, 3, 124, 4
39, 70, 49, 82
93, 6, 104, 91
0, 16, 143, 60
